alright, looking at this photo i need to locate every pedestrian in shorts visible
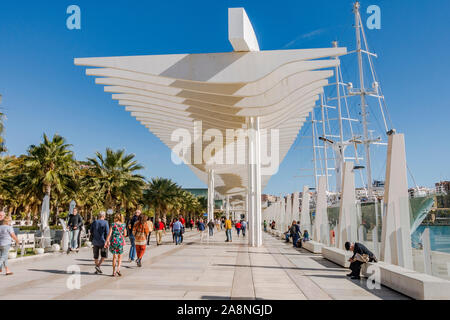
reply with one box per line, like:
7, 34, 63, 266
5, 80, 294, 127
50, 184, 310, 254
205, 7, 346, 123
90, 211, 109, 274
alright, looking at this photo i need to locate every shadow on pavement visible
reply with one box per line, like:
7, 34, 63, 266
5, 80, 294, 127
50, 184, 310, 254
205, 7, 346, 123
27, 268, 107, 276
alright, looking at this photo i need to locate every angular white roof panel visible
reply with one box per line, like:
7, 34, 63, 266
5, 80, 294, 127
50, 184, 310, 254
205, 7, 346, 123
75, 47, 346, 196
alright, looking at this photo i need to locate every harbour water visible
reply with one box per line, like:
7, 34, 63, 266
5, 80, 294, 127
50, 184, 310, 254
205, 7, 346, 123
412, 225, 450, 254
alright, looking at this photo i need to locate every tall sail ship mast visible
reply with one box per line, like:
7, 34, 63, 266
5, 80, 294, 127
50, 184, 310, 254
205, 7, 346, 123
298, 1, 391, 199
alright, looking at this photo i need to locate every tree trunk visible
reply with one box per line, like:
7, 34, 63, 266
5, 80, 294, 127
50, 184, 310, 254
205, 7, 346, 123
45, 184, 51, 197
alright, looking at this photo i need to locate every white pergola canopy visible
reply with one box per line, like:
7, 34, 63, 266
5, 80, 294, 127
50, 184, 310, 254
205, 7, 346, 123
75, 8, 346, 246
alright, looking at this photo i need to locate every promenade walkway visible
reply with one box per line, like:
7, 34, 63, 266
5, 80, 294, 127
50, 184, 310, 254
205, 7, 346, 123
0, 229, 408, 300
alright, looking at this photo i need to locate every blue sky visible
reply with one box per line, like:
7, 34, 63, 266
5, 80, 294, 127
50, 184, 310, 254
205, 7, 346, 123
0, 0, 449, 194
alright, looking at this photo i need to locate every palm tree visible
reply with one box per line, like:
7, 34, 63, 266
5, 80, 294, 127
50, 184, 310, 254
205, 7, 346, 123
21, 133, 75, 198
0, 111, 6, 153
18, 134, 76, 222
86, 148, 145, 214
143, 177, 180, 222
197, 196, 207, 215
0, 156, 17, 210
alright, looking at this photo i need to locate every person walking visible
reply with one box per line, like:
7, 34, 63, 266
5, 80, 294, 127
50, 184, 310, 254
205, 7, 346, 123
127, 209, 141, 263
241, 220, 247, 237
82, 217, 91, 249
190, 218, 194, 231
225, 217, 232, 242
67, 208, 83, 253
0, 216, 19, 276
105, 213, 127, 277
207, 219, 215, 237
179, 215, 186, 244
172, 218, 183, 245
146, 217, 154, 245
133, 215, 150, 267
263, 220, 267, 232
76, 213, 84, 250
90, 212, 109, 274
235, 221, 242, 237
170, 218, 176, 243
215, 218, 220, 232
155, 218, 164, 246
198, 219, 206, 242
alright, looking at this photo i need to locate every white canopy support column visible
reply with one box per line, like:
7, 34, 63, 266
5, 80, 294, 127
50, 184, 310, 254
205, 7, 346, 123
380, 133, 413, 269
422, 228, 432, 275
337, 161, 358, 249
286, 194, 292, 227
226, 195, 230, 220
300, 186, 311, 235
228, 8, 260, 52
292, 192, 300, 223
208, 169, 215, 223
245, 193, 249, 222
314, 176, 329, 245
247, 116, 262, 247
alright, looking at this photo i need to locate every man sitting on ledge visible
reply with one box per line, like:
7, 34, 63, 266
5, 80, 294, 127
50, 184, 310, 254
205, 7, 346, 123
345, 241, 377, 280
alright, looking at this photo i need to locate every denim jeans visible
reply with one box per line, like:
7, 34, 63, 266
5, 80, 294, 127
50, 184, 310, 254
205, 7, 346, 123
242, 227, 246, 237
69, 229, 80, 250
0, 245, 10, 268
226, 229, 232, 241
236, 228, 241, 236
129, 234, 136, 260
173, 230, 181, 245
292, 234, 299, 247
209, 227, 214, 236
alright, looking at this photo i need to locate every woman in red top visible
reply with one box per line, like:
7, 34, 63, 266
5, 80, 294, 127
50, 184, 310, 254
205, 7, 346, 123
235, 221, 242, 237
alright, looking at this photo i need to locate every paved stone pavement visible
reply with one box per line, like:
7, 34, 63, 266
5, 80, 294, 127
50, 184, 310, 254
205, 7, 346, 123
0, 228, 409, 300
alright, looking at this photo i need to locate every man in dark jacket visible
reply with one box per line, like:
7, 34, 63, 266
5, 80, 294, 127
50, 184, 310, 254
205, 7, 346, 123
290, 221, 301, 248
207, 220, 215, 237
345, 241, 377, 279
67, 208, 83, 253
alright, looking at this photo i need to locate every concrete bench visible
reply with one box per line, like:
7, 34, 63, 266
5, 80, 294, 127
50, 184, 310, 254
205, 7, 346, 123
302, 240, 324, 254
322, 246, 353, 268
361, 261, 450, 300
17, 234, 36, 257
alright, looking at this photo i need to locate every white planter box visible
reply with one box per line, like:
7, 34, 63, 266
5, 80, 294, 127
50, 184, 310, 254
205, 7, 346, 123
34, 248, 45, 255
8, 251, 17, 259
322, 246, 353, 268
302, 240, 324, 254
361, 261, 450, 300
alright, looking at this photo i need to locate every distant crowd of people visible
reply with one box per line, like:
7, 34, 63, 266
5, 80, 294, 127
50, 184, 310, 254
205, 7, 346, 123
1, 208, 378, 281
89, 210, 187, 276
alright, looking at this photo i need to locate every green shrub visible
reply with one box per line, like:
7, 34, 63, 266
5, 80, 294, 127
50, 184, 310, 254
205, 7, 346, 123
19, 226, 39, 231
